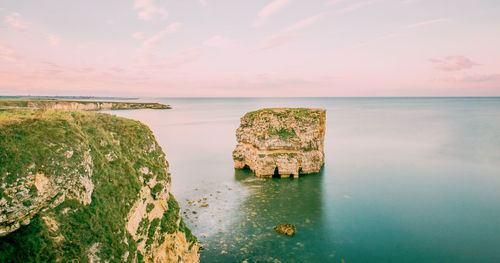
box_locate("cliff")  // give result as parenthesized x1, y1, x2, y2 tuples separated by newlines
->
(0, 110, 198, 262)
(0, 99, 170, 110)
(232, 108, 326, 178)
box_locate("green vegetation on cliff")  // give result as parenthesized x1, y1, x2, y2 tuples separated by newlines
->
(0, 99, 170, 110)
(0, 109, 195, 262)
(244, 108, 320, 120)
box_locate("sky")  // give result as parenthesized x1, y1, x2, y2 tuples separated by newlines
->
(0, 0, 499, 97)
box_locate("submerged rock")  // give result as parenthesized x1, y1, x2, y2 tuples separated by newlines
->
(274, 223, 296, 236)
(232, 108, 326, 178)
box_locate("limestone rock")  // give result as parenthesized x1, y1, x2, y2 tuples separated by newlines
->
(233, 108, 326, 178)
(0, 110, 198, 262)
(274, 223, 296, 236)
(0, 99, 171, 110)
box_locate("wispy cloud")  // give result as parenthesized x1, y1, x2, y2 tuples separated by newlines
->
(5, 12, 29, 30)
(254, 34, 296, 51)
(199, 0, 207, 6)
(351, 33, 400, 48)
(161, 47, 204, 68)
(339, 0, 382, 13)
(47, 34, 61, 46)
(326, 0, 348, 6)
(202, 36, 237, 48)
(430, 56, 478, 71)
(285, 13, 324, 32)
(134, 0, 168, 20)
(401, 0, 420, 4)
(407, 18, 448, 28)
(252, 0, 291, 28)
(457, 73, 500, 82)
(0, 44, 22, 61)
(132, 32, 145, 40)
(136, 22, 183, 59)
(436, 72, 500, 84)
(254, 13, 324, 51)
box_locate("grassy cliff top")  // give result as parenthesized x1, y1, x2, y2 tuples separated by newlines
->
(0, 109, 194, 262)
(243, 108, 325, 120)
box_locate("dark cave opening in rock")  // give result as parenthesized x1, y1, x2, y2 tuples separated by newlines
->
(272, 167, 280, 178)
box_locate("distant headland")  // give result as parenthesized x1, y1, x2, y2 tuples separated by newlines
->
(0, 98, 171, 111)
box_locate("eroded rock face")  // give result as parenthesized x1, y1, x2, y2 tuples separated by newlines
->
(0, 99, 171, 110)
(233, 108, 326, 178)
(26, 100, 171, 110)
(0, 110, 198, 262)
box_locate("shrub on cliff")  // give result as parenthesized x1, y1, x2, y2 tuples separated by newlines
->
(0, 110, 197, 262)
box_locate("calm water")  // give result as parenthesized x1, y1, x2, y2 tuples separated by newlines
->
(105, 98, 500, 263)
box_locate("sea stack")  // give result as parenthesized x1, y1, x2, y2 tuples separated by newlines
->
(232, 108, 326, 178)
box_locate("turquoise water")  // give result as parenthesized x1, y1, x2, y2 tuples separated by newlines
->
(106, 98, 500, 263)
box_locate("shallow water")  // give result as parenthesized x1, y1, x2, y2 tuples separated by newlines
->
(105, 98, 500, 263)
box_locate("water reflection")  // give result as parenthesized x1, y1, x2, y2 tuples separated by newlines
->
(105, 98, 500, 263)
(199, 168, 327, 262)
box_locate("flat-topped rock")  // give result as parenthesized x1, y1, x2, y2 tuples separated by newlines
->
(232, 108, 326, 178)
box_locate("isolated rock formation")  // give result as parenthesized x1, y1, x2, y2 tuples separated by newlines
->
(232, 108, 326, 178)
(0, 110, 198, 262)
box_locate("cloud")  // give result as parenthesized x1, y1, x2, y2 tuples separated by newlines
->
(134, 0, 168, 20)
(351, 33, 400, 48)
(140, 46, 204, 69)
(407, 18, 448, 28)
(457, 73, 500, 82)
(401, 0, 420, 4)
(199, 0, 207, 6)
(254, 13, 324, 51)
(0, 44, 22, 61)
(136, 22, 183, 60)
(338, 0, 382, 13)
(326, 0, 348, 5)
(47, 34, 61, 46)
(5, 12, 29, 30)
(202, 36, 237, 48)
(162, 47, 204, 68)
(254, 34, 296, 51)
(285, 13, 324, 32)
(132, 32, 145, 40)
(430, 56, 478, 71)
(436, 72, 500, 84)
(252, 0, 291, 28)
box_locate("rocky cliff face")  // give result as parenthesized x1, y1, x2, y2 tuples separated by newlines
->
(0, 110, 198, 262)
(232, 108, 326, 178)
(0, 99, 170, 110)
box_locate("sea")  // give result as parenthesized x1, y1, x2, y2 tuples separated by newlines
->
(104, 97, 500, 263)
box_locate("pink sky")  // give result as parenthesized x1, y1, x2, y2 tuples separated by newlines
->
(1, 0, 499, 97)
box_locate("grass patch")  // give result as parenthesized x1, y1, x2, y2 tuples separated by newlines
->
(146, 203, 155, 213)
(0, 109, 193, 261)
(160, 194, 180, 234)
(267, 127, 297, 140)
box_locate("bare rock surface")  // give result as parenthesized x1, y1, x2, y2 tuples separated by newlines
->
(0, 110, 198, 262)
(274, 223, 296, 236)
(233, 108, 326, 178)
(0, 99, 170, 110)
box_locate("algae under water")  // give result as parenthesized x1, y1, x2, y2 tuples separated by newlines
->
(106, 97, 500, 262)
